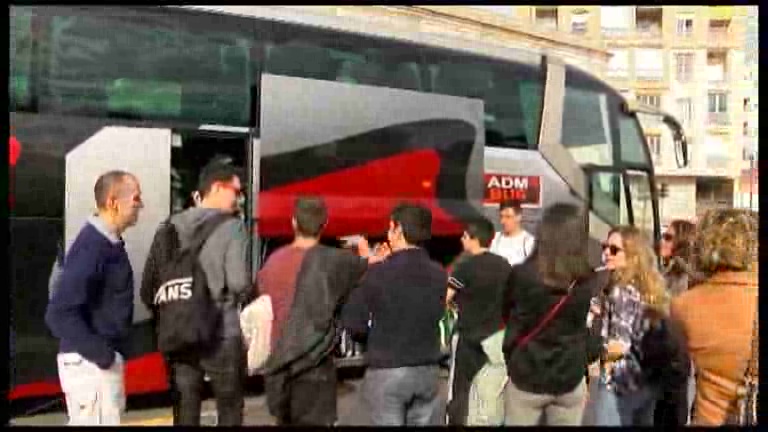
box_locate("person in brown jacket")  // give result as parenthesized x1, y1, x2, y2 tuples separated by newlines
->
(670, 208, 758, 426)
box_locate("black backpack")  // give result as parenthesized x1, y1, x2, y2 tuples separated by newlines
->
(152, 213, 233, 355)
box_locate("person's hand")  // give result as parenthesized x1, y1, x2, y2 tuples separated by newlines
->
(356, 236, 371, 257)
(366, 242, 391, 265)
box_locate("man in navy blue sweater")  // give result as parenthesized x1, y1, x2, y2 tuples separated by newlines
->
(45, 170, 143, 426)
(342, 203, 447, 426)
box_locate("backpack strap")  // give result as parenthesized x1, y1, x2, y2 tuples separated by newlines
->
(522, 233, 532, 257)
(515, 280, 576, 349)
(185, 213, 236, 256)
(490, 232, 501, 253)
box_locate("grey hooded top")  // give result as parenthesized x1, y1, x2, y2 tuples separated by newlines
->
(169, 207, 251, 339)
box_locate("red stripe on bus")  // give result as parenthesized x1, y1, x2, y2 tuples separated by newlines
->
(9, 353, 169, 400)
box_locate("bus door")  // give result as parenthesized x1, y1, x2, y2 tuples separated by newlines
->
(64, 127, 172, 329)
(257, 73, 487, 257)
(258, 73, 487, 362)
(169, 126, 259, 273)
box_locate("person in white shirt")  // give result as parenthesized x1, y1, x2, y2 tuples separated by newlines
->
(489, 200, 535, 267)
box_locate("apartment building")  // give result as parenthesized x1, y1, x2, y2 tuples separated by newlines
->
(514, 6, 752, 222)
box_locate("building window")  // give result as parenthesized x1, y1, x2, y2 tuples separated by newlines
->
(707, 51, 727, 82)
(535, 7, 558, 31)
(708, 92, 729, 126)
(676, 13, 694, 36)
(601, 6, 631, 34)
(607, 49, 629, 78)
(635, 49, 663, 80)
(676, 98, 694, 126)
(743, 121, 749, 137)
(635, 7, 662, 36)
(708, 92, 728, 113)
(744, 97, 751, 112)
(637, 94, 661, 108)
(709, 19, 731, 39)
(646, 135, 661, 157)
(571, 9, 589, 34)
(675, 53, 694, 83)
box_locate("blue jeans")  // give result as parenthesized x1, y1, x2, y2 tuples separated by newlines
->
(363, 366, 443, 426)
(583, 378, 658, 426)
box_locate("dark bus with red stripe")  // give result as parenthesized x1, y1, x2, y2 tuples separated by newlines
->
(9, 5, 688, 403)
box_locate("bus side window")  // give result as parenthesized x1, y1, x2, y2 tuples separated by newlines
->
(590, 171, 625, 227)
(625, 170, 655, 240)
(618, 115, 653, 166)
(263, 24, 425, 93)
(561, 84, 614, 166)
(10, 7, 33, 110)
(424, 51, 543, 150)
(39, 8, 256, 126)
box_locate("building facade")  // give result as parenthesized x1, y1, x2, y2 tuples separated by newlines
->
(736, 5, 758, 211)
(513, 6, 753, 222)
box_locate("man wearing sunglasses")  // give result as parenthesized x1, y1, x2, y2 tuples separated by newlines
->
(141, 162, 250, 426)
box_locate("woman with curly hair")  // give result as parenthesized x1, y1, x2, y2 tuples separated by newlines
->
(583, 225, 672, 426)
(670, 209, 758, 426)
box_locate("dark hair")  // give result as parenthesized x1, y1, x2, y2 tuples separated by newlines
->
(465, 218, 495, 248)
(197, 162, 242, 198)
(668, 219, 696, 275)
(390, 202, 432, 245)
(94, 170, 134, 210)
(532, 203, 592, 289)
(499, 199, 523, 215)
(293, 196, 328, 238)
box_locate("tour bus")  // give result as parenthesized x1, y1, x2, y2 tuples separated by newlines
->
(9, 5, 688, 404)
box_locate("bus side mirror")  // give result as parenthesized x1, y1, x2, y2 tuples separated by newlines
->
(622, 101, 689, 169)
(662, 115, 689, 169)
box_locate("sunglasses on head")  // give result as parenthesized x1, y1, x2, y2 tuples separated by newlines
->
(662, 233, 674, 242)
(601, 243, 623, 256)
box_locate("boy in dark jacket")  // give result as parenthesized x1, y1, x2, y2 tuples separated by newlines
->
(342, 203, 447, 426)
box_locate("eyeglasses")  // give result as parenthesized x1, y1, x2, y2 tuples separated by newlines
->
(661, 233, 674, 242)
(601, 243, 623, 256)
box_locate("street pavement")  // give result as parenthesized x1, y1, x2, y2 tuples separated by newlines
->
(11, 370, 450, 426)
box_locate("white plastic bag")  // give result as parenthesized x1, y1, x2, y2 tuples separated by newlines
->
(239, 295, 273, 376)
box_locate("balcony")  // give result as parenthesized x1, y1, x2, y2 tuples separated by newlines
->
(534, 7, 558, 32)
(635, 69, 664, 82)
(601, 27, 631, 37)
(705, 156, 733, 172)
(708, 76, 730, 90)
(606, 68, 629, 79)
(636, 26, 662, 38)
(636, 6, 662, 38)
(707, 112, 730, 126)
(708, 28, 735, 47)
(535, 20, 558, 32)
